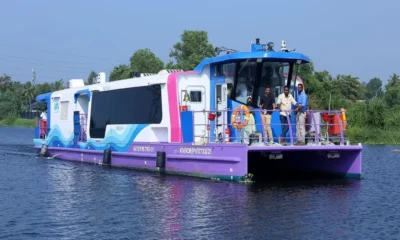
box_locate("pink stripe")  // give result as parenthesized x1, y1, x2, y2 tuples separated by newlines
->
(167, 71, 196, 142)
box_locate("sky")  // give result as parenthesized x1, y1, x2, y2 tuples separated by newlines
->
(0, 0, 398, 85)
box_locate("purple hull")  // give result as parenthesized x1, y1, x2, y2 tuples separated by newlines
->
(36, 142, 362, 182)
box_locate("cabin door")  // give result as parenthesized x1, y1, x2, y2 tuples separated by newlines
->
(186, 86, 207, 143)
(73, 111, 80, 144)
(215, 83, 228, 141)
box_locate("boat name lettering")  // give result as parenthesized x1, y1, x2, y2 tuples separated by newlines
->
(179, 147, 212, 155)
(133, 146, 154, 152)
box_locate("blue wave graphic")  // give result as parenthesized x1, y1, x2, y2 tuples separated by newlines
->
(34, 124, 148, 152)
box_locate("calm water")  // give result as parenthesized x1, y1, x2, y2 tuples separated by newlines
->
(0, 127, 399, 240)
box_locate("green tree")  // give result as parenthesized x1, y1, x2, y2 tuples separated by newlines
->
(87, 71, 97, 85)
(23, 82, 36, 112)
(384, 82, 400, 107)
(334, 75, 365, 101)
(365, 77, 383, 99)
(109, 64, 131, 81)
(168, 30, 216, 70)
(315, 70, 333, 82)
(35, 82, 53, 96)
(52, 79, 64, 91)
(0, 75, 11, 92)
(386, 73, 400, 89)
(130, 49, 164, 73)
(365, 98, 385, 128)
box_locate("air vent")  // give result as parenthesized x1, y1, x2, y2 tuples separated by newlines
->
(158, 69, 184, 75)
(141, 73, 157, 77)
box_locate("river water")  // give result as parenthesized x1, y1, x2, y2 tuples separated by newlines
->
(0, 127, 399, 239)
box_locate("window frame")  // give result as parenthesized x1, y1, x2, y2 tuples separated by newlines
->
(60, 101, 69, 121)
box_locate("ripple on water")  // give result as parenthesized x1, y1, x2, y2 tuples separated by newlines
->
(0, 127, 399, 239)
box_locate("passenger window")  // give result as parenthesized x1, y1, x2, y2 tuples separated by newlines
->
(235, 61, 256, 103)
(60, 101, 69, 120)
(190, 91, 202, 102)
(89, 85, 162, 138)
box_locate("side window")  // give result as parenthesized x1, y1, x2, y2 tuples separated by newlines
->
(60, 101, 69, 120)
(190, 91, 202, 102)
(235, 61, 257, 104)
(89, 85, 163, 138)
(215, 63, 236, 99)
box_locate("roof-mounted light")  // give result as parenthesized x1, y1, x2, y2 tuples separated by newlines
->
(281, 40, 287, 52)
(281, 40, 296, 52)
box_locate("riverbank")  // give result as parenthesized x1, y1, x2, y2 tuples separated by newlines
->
(0, 118, 397, 144)
(0, 118, 36, 128)
(346, 127, 400, 145)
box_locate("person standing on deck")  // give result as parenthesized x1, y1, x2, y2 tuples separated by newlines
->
(242, 104, 256, 145)
(259, 86, 275, 144)
(40, 110, 47, 139)
(295, 84, 308, 145)
(277, 86, 299, 145)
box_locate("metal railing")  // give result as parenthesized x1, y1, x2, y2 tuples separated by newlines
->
(35, 114, 88, 142)
(188, 108, 348, 146)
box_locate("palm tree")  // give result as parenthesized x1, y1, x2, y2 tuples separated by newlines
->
(387, 73, 400, 89)
(53, 79, 64, 91)
(23, 82, 36, 112)
(87, 71, 97, 85)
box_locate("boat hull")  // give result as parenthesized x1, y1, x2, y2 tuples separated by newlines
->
(34, 141, 362, 182)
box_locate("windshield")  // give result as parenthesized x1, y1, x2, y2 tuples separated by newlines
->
(215, 59, 296, 105)
(258, 61, 289, 105)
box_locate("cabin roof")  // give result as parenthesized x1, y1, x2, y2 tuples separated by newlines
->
(35, 74, 168, 103)
(36, 92, 52, 102)
(194, 51, 310, 72)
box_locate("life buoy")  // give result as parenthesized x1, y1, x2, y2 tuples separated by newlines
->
(231, 105, 250, 130)
(340, 108, 347, 130)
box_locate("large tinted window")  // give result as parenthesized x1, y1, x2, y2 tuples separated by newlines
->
(236, 61, 257, 103)
(89, 85, 162, 138)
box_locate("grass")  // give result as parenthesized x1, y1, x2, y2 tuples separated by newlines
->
(0, 117, 36, 128)
(346, 126, 400, 145)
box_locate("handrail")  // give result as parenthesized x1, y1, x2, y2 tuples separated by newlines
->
(187, 108, 348, 146)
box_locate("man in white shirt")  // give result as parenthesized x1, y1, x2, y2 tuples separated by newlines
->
(277, 86, 299, 145)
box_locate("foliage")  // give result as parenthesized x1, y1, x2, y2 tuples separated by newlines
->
(108, 30, 215, 81)
(167, 30, 216, 70)
(109, 64, 131, 81)
(109, 49, 164, 81)
(87, 71, 97, 85)
(296, 62, 400, 144)
(365, 77, 383, 99)
(0, 76, 66, 120)
(130, 49, 164, 73)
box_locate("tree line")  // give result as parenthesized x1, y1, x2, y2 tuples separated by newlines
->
(297, 63, 400, 144)
(1, 29, 399, 143)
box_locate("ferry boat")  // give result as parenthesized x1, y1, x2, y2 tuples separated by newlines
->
(33, 39, 362, 182)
